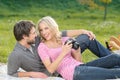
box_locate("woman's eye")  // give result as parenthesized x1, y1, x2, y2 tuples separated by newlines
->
(45, 27, 49, 30)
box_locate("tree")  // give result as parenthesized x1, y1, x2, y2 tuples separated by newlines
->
(78, 0, 112, 21)
(100, 0, 112, 20)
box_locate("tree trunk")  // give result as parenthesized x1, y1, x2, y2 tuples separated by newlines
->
(104, 3, 107, 21)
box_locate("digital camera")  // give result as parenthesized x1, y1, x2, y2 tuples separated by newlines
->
(64, 38, 79, 50)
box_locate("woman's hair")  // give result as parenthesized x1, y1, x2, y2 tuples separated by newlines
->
(37, 16, 61, 42)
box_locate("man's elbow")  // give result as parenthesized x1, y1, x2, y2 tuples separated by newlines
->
(7, 72, 18, 77)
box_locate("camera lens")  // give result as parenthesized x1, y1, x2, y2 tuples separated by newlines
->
(72, 41, 79, 50)
(65, 38, 79, 50)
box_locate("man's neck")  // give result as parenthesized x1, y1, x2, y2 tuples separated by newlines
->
(19, 40, 31, 48)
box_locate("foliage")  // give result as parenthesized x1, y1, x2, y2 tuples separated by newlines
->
(78, 0, 113, 20)
(100, 0, 112, 4)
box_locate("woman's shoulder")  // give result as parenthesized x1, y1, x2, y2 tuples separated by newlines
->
(62, 37, 70, 42)
(62, 37, 70, 40)
(38, 42, 47, 49)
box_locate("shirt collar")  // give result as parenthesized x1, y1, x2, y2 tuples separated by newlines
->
(16, 42, 28, 51)
(16, 42, 35, 50)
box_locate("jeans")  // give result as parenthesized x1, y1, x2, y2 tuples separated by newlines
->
(73, 54, 120, 80)
(75, 34, 111, 57)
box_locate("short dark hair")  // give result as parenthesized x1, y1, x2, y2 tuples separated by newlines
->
(13, 20, 35, 41)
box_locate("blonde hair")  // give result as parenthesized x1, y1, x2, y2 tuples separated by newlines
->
(37, 16, 61, 42)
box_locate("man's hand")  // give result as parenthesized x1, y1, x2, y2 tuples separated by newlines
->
(18, 72, 48, 78)
(82, 30, 96, 40)
(29, 72, 48, 78)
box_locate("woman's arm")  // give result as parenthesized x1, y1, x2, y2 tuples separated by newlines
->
(38, 42, 72, 74)
(41, 54, 65, 74)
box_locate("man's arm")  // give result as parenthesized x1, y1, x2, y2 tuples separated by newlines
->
(7, 52, 48, 78)
(62, 29, 96, 40)
(7, 52, 21, 77)
(18, 72, 48, 78)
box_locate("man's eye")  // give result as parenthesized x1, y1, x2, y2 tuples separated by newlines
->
(39, 29, 42, 32)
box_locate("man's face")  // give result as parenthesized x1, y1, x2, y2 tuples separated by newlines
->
(27, 27, 37, 44)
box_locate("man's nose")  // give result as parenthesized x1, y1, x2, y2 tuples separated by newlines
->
(35, 32, 37, 37)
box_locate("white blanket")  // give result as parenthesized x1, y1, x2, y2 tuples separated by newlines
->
(0, 65, 64, 80)
(113, 50, 120, 54)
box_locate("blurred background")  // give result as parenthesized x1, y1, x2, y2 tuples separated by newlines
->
(0, 0, 120, 63)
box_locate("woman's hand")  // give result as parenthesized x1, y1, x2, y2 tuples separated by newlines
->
(61, 41, 72, 56)
(72, 47, 82, 62)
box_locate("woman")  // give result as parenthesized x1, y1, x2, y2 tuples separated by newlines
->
(37, 16, 120, 80)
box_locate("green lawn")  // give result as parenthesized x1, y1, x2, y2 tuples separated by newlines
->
(0, 9, 120, 63)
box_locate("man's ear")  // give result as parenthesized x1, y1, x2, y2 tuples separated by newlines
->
(23, 34, 28, 40)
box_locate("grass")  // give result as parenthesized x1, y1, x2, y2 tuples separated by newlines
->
(0, 9, 120, 63)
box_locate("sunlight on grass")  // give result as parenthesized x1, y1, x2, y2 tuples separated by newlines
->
(0, 9, 120, 63)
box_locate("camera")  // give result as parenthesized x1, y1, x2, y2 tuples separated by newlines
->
(64, 38, 79, 50)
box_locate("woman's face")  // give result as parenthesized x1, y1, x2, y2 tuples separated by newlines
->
(38, 22, 54, 41)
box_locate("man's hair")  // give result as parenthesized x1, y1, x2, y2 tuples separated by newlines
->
(13, 20, 35, 41)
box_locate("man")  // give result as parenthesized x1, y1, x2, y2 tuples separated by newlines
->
(7, 20, 111, 78)
(7, 20, 48, 78)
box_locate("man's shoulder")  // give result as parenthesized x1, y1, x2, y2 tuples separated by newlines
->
(9, 49, 22, 58)
(9, 43, 25, 57)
